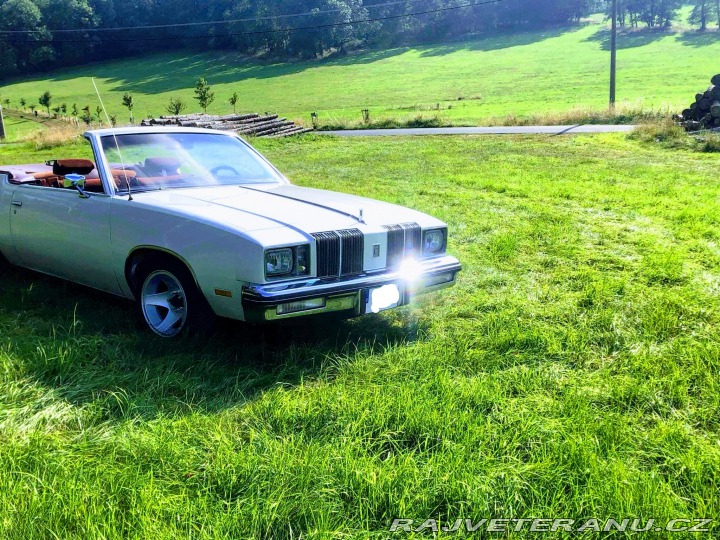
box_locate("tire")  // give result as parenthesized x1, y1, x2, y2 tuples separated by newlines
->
(135, 258, 216, 338)
(0, 250, 12, 275)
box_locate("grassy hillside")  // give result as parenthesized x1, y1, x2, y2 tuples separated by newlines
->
(0, 109, 68, 143)
(1, 132, 720, 537)
(1, 17, 719, 134)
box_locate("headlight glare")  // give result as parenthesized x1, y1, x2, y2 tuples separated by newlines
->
(423, 229, 446, 256)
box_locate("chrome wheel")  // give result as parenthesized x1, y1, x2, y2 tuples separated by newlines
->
(141, 270, 188, 337)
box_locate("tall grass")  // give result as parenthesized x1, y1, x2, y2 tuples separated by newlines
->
(318, 105, 673, 130)
(27, 123, 86, 150)
(630, 118, 720, 152)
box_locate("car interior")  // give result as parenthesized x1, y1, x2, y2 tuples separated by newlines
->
(8, 157, 189, 193)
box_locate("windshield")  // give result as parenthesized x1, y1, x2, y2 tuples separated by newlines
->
(100, 132, 283, 192)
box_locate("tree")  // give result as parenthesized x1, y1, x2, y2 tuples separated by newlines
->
(81, 105, 92, 125)
(38, 91, 51, 114)
(2, 98, 9, 107)
(193, 77, 215, 113)
(166, 97, 187, 115)
(29, 104, 36, 113)
(607, 0, 681, 28)
(20, 98, 26, 110)
(122, 92, 134, 124)
(71, 103, 78, 117)
(95, 105, 103, 120)
(0, 0, 49, 76)
(60, 103, 67, 115)
(690, 0, 719, 29)
(636, 0, 683, 27)
(110, 114, 117, 126)
(229, 91, 239, 114)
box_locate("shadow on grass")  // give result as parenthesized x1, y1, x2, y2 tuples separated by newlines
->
(677, 29, 720, 47)
(584, 27, 671, 50)
(33, 47, 408, 96)
(26, 24, 585, 96)
(417, 25, 571, 57)
(0, 263, 426, 421)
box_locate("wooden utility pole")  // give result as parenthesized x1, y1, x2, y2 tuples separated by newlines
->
(0, 104, 6, 140)
(610, 0, 617, 109)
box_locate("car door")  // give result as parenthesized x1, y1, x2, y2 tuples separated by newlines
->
(9, 185, 121, 295)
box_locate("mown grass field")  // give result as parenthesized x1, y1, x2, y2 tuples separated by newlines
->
(1, 132, 719, 538)
(1, 12, 720, 134)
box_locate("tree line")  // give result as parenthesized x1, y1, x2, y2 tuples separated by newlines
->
(611, 0, 720, 29)
(0, 0, 716, 80)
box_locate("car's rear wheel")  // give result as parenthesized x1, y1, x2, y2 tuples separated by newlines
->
(136, 258, 215, 338)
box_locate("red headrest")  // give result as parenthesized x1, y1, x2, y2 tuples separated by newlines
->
(144, 157, 181, 173)
(53, 159, 95, 176)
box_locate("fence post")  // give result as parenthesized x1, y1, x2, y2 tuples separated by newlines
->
(362, 109, 370, 124)
(311, 112, 318, 128)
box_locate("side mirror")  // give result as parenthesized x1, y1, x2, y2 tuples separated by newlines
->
(63, 173, 90, 198)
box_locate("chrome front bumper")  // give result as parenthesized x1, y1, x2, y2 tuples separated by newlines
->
(241, 255, 462, 322)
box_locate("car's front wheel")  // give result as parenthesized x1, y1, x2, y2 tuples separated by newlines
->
(136, 259, 215, 338)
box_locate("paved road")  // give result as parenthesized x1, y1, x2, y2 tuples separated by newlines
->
(320, 125, 636, 137)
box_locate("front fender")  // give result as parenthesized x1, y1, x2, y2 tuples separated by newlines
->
(111, 203, 264, 320)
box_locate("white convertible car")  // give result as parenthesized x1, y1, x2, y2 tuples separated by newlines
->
(0, 127, 461, 337)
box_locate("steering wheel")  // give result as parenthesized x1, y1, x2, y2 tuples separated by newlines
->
(210, 165, 240, 177)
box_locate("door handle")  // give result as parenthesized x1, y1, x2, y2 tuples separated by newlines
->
(11, 201, 22, 207)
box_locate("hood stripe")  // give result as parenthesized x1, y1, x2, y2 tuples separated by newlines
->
(238, 185, 366, 224)
(178, 191, 313, 237)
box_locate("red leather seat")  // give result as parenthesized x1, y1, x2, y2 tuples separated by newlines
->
(31, 171, 62, 187)
(26, 159, 140, 193)
(79, 170, 137, 192)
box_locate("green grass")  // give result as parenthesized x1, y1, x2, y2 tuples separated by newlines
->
(1, 132, 720, 538)
(0, 108, 75, 145)
(2, 18, 720, 132)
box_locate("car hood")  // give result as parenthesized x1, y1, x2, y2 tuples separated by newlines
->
(133, 183, 443, 234)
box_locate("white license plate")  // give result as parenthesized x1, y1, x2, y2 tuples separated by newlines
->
(366, 284, 401, 314)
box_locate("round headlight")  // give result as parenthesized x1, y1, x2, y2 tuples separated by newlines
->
(423, 229, 446, 255)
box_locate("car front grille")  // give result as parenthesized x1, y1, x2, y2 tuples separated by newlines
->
(312, 229, 364, 278)
(383, 222, 422, 268)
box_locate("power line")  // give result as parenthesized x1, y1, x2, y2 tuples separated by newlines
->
(1, 0, 445, 34)
(4, 0, 503, 44)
